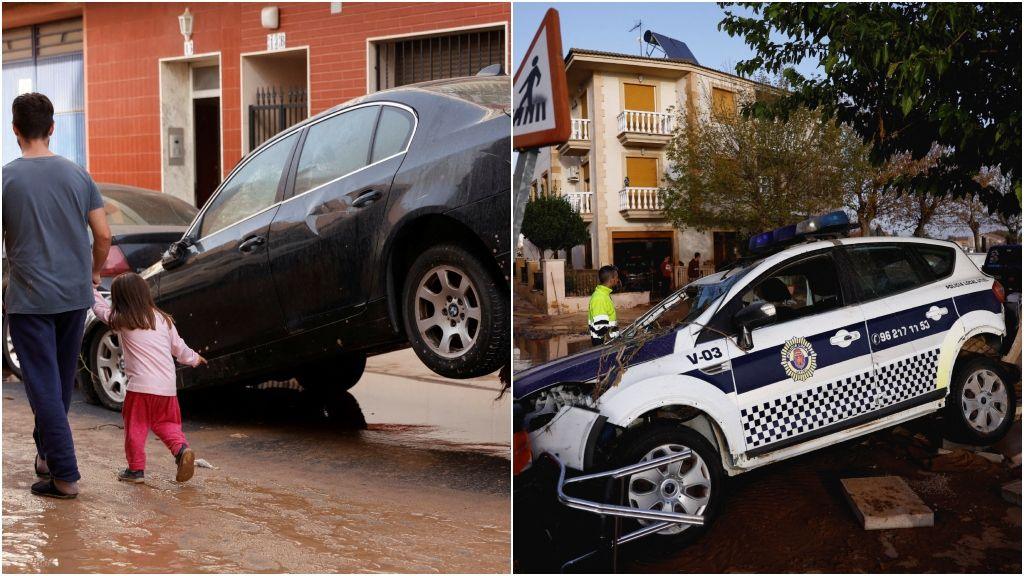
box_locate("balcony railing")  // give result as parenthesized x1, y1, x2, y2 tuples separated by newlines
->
(564, 191, 593, 215)
(617, 110, 673, 135)
(619, 187, 663, 211)
(570, 118, 591, 140)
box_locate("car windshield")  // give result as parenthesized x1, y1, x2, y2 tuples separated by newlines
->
(100, 187, 198, 226)
(622, 265, 753, 338)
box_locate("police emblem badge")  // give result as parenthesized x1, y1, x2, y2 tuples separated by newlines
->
(781, 336, 817, 381)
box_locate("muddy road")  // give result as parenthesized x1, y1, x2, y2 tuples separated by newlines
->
(515, 415, 1021, 573)
(3, 349, 510, 573)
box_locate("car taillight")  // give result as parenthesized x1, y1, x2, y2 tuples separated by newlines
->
(513, 429, 533, 475)
(100, 246, 131, 277)
(993, 280, 1006, 304)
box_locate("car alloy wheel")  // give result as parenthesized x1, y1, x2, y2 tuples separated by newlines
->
(960, 367, 1009, 434)
(413, 265, 482, 359)
(4, 320, 20, 375)
(626, 443, 712, 536)
(95, 330, 128, 404)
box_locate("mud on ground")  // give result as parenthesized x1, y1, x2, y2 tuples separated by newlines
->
(515, 416, 1022, 573)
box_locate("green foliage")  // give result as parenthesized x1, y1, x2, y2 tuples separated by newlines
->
(661, 88, 848, 237)
(521, 195, 589, 259)
(719, 2, 1021, 216)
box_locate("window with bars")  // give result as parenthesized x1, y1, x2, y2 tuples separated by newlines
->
(373, 27, 505, 91)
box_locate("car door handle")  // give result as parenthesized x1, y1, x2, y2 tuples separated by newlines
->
(238, 235, 266, 253)
(352, 189, 382, 208)
(829, 329, 861, 348)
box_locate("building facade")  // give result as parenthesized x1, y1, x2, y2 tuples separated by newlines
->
(524, 48, 762, 291)
(2, 2, 509, 207)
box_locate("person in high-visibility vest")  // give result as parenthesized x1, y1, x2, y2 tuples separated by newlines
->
(589, 265, 620, 346)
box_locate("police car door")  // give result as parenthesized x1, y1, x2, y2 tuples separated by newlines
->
(717, 248, 873, 456)
(842, 243, 954, 413)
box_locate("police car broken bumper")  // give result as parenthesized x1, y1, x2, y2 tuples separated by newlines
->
(540, 449, 704, 540)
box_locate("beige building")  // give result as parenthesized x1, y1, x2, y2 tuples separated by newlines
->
(525, 48, 766, 290)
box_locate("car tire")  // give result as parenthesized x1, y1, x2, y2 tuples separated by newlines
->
(610, 422, 725, 552)
(2, 315, 23, 380)
(296, 352, 367, 394)
(80, 327, 127, 411)
(402, 243, 507, 379)
(943, 356, 1017, 445)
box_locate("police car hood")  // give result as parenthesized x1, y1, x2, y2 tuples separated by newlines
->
(513, 329, 679, 400)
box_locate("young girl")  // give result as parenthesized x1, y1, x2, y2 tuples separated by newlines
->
(91, 272, 206, 483)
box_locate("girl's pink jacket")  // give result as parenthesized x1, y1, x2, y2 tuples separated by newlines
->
(91, 288, 202, 396)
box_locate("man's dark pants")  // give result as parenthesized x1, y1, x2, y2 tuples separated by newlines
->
(8, 309, 87, 482)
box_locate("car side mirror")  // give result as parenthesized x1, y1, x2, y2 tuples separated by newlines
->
(733, 302, 777, 351)
(161, 237, 193, 270)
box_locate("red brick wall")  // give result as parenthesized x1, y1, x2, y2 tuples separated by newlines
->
(4, 2, 509, 191)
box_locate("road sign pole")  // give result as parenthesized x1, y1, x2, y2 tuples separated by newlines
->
(512, 148, 539, 242)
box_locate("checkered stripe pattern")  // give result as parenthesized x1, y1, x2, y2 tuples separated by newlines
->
(740, 349, 940, 449)
(873, 348, 939, 407)
(740, 369, 874, 448)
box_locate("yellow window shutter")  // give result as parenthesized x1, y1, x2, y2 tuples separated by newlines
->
(623, 83, 656, 111)
(626, 157, 659, 188)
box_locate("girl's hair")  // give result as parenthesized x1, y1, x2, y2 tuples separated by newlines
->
(107, 272, 173, 331)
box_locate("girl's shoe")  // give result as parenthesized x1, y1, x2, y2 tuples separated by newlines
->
(118, 469, 145, 483)
(175, 446, 195, 482)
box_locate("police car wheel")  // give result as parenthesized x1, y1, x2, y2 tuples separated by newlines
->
(944, 357, 1016, 445)
(611, 423, 724, 550)
(402, 244, 507, 379)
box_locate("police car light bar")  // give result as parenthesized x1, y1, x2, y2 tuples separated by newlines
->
(748, 211, 853, 253)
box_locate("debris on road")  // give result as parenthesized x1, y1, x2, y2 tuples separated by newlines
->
(930, 448, 1003, 474)
(195, 458, 217, 470)
(229, 433, 248, 439)
(841, 476, 934, 530)
(1002, 480, 1022, 506)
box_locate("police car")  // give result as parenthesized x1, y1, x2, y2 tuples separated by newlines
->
(514, 211, 1017, 551)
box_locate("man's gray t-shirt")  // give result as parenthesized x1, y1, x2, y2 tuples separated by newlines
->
(3, 155, 103, 314)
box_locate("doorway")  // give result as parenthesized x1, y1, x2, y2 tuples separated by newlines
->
(713, 231, 739, 270)
(159, 53, 222, 206)
(612, 231, 673, 297)
(193, 97, 220, 208)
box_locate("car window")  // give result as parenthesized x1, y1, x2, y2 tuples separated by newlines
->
(294, 106, 379, 196)
(739, 253, 843, 323)
(846, 244, 925, 299)
(915, 244, 956, 279)
(371, 106, 414, 163)
(101, 188, 198, 226)
(200, 132, 297, 238)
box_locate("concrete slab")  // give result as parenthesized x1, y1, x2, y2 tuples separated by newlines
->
(1002, 480, 1022, 506)
(992, 419, 1021, 467)
(841, 476, 935, 530)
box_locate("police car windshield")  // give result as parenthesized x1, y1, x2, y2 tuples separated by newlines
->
(624, 265, 752, 337)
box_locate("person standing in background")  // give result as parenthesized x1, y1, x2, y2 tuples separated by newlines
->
(687, 252, 702, 283)
(2, 92, 112, 499)
(588, 265, 620, 346)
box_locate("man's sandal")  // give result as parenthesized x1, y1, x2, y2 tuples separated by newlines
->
(30, 479, 77, 499)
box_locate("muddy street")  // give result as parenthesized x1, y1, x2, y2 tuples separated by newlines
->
(3, 349, 510, 573)
(515, 414, 1022, 573)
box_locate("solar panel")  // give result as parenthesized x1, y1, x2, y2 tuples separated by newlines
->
(643, 30, 699, 65)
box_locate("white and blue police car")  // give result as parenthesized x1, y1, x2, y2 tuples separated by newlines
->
(514, 211, 1017, 550)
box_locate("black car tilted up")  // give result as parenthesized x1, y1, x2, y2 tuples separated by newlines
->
(79, 75, 511, 409)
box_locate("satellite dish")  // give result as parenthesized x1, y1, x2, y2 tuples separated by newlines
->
(643, 30, 699, 65)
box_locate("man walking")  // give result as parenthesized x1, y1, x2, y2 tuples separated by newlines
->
(3, 93, 111, 498)
(588, 265, 620, 346)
